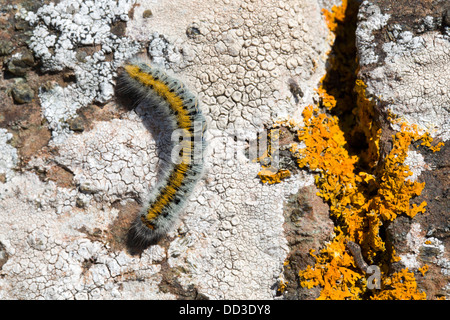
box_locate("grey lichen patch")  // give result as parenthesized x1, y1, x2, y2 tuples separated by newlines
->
(0, 172, 173, 299)
(403, 150, 428, 182)
(357, 2, 450, 141)
(147, 32, 184, 68)
(374, 30, 449, 140)
(380, 31, 449, 140)
(20, 0, 141, 144)
(186, 2, 329, 131)
(398, 223, 450, 283)
(54, 111, 160, 204)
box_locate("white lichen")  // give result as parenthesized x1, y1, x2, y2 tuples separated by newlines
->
(24, 0, 141, 144)
(400, 223, 450, 280)
(123, 0, 328, 299)
(360, 8, 450, 141)
(404, 150, 427, 182)
(0, 129, 18, 184)
(356, 2, 390, 65)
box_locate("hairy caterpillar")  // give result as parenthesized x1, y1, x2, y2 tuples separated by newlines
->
(117, 58, 207, 248)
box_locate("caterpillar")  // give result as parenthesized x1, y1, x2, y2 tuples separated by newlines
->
(117, 58, 207, 249)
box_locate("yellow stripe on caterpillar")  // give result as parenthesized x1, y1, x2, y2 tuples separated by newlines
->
(144, 163, 190, 224)
(124, 65, 192, 129)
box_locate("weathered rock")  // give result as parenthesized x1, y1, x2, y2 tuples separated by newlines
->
(0, 241, 9, 270)
(0, 40, 14, 56)
(0, 0, 331, 300)
(281, 185, 334, 300)
(11, 81, 34, 104)
(67, 117, 85, 132)
(356, 0, 450, 299)
(3, 0, 446, 301)
(6, 50, 35, 76)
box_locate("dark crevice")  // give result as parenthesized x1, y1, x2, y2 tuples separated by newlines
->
(320, 0, 379, 172)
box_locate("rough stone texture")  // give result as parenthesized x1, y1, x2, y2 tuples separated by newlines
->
(357, 0, 450, 141)
(124, 0, 333, 299)
(3, 0, 446, 301)
(0, 172, 172, 299)
(281, 185, 334, 300)
(357, 0, 450, 299)
(0, 0, 332, 299)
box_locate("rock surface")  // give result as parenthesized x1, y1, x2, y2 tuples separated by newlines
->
(356, 0, 449, 299)
(0, 0, 330, 299)
(0, 0, 448, 300)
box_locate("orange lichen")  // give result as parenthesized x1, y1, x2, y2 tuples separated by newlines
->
(270, 0, 444, 299)
(352, 79, 381, 169)
(299, 232, 364, 300)
(371, 269, 427, 300)
(322, 0, 348, 34)
(292, 98, 444, 299)
(367, 123, 429, 222)
(294, 105, 368, 299)
(258, 167, 291, 184)
(388, 114, 445, 153)
(287, 0, 444, 300)
(293, 100, 434, 299)
(277, 280, 289, 294)
(420, 132, 444, 152)
(290, 86, 439, 299)
(418, 265, 429, 276)
(316, 86, 337, 110)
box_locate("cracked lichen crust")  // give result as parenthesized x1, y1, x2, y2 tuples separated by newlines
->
(55, 113, 159, 205)
(1, 0, 331, 299)
(0, 173, 172, 299)
(356, 2, 390, 65)
(400, 223, 450, 278)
